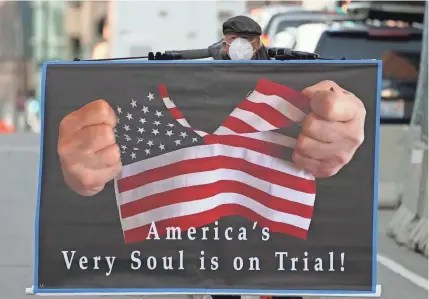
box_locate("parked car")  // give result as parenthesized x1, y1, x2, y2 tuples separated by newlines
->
(293, 21, 423, 124)
(260, 10, 364, 48)
(248, 4, 308, 33)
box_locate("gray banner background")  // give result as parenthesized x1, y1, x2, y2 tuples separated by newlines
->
(37, 62, 379, 292)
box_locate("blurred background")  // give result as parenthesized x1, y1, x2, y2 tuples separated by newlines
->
(0, 1, 427, 299)
(0, 0, 426, 132)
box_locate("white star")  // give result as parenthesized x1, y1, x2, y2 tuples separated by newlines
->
(153, 120, 161, 126)
(145, 149, 151, 155)
(166, 130, 174, 137)
(147, 140, 154, 147)
(126, 113, 133, 120)
(180, 132, 188, 138)
(174, 140, 181, 146)
(117, 117, 120, 124)
(151, 129, 159, 135)
(142, 106, 149, 114)
(113, 128, 117, 133)
(123, 124, 130, 131)
(117, 106, 122, 114)
(167, 123, 175, 128)
(139, 118, 146, 124)
(137, 127, 145, 134)
(159, 143, 165, 151)
(147, 93, 155, 101)
(131, 152, 136, 159)
(137, 137, 143, 144)
(121, 145, 128, 150)
(121, 151, 126, 154)
(131, 99, 137, 108)
(155, 111, 163, 117)
(133, 147, 139, 151)
(192, 138, 198, 143)
(125, 135, 132, 142)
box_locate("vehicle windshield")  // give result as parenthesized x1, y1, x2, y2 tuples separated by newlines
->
(314, 32, 422, 80)
(274, 19, 322, 35)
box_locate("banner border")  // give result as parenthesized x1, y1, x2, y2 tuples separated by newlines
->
(33, 59, 382, 295)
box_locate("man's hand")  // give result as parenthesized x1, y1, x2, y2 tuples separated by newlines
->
(293, 80, 366, 178)
(57, 100, 121, 196)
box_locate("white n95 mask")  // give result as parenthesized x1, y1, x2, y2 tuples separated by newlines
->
(228, 37, 255, 60)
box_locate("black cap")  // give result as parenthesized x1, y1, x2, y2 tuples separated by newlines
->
(222, 15, 262, 36)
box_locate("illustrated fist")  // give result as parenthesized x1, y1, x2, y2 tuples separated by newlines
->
(58, 100, 121, 196)
(293, 80, 366, 178)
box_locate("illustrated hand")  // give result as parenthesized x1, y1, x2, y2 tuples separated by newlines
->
(293, 80, 366, 178)
(58, 100, 122, 196)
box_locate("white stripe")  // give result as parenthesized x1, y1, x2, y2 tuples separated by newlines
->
(229, 108, 278, 132)
(248, 90, 307, 123)
(118, 168, 315, 206)
(377, 254, 428, 290)
(213, 129, 296, 148)
(194, 130, 208, 136)
(119, 144, 314, 180)
(121, 192, 312, 231)
(214, 126, 236, 134)
(177, 118, 191, 127)
(162, 97, 176, 109)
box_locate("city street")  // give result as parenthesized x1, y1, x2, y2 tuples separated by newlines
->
(0, 133, 427, 299)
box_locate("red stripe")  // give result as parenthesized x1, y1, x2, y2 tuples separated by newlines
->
(221, 116, 257, 133)
(120, 180, 314, 219)
(123, 204, 309, 244)
(168, 107, 184, 120)
(255, 79, 311, 113)
(204, 135, 288, 159)
(117, 155, 315, 194)
(237, 100, 295, 128)
(158, 84, 169, 98)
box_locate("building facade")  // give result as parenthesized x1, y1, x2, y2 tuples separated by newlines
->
(31, 0, 107, 98)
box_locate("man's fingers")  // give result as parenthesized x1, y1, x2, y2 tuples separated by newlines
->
(93, 143, 122, 170)
(301, 113, 365, 145)
(58, 124, 117, 167)
(59, 99, 117, 136)
(295, 133, 354, 166)
(96, 162, 122, 184)
(301, 80, 363, 122)
(66, 163, 122, 196)
(77, 124, 117, 154)
(78, 99, 117, 129)
(292, 151, 340, 178)
(309, 90, 361, 122)
(302, 80, 343, 95)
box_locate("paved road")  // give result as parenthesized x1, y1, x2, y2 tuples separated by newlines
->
(0, 133, 427, 299)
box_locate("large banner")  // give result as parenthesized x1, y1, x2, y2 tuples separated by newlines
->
(34, 60, 381, 296)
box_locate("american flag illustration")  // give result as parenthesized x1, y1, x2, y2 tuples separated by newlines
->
(114, 78, 316, 244)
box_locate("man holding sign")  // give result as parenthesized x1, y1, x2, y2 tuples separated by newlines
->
(56, 15, 366, 299)
(58, 15, 365, 198)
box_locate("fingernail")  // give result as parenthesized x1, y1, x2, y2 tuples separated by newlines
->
(343, 90, 351, 95)
(330, 87, 335, 92)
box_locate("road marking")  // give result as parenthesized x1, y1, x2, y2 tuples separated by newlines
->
(377, 254, 428, 290)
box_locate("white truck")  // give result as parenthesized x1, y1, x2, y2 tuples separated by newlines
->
(108, 1, 247, 58)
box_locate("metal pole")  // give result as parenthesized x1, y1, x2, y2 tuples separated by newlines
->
(410, 1, 428, 139)
(413, 2, 428, 219)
